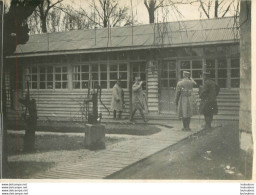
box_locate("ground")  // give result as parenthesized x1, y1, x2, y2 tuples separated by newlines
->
(108, 123, 245, 180)
(3, 120, 250, 180)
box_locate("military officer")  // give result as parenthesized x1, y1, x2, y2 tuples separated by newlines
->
(175, 71, 197, 131)
(199, 72, 220, 130)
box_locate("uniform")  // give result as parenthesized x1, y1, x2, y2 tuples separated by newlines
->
(199, 76, 220, 129)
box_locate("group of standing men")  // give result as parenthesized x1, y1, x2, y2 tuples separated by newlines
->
(111, 71, 220, 130)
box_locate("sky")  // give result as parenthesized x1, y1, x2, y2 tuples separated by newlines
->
(70, 0, 239, 24)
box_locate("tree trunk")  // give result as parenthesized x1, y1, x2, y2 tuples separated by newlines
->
(148, 8, 155, 23)
(214, 0, 219, 18)
(239, 0, 252, 178)
(41, 15, 47, 33)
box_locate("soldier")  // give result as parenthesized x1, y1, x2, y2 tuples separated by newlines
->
(19, 96, 38, 152)
(111, 79, 124, 120)
(199, 72, 220, 130)
(175, 71, 197, 131)
(130, 75, 147, 123)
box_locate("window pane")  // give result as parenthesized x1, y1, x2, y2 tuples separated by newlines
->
(169, 71, 176, 78)
(119, 64, 127, 71)
(101, 73, 107, 80)
(218, 70, 227, 78)
(231, 79, 240, 88)
(180, 61, 190, 69)
(40, 82, 46, 89)
(73, 82, 80, 89)
(32, 67, 37, 73)
(192, 70, 202, 78)
(161, 62, 168, 71)
(231, 59, 240, 68)
(40, 74, 45, 81)
(55, 67, 61, 73)
(62, 82, 68, 89)
(47, 67, 53, 73)
(100, 64, 107, 71)
(73, 73, 80, 80)
(47, 82, 53, 89)
(110, 64, 118, 71)
(81, 65, 89, 72)
(40, 67, 46, 73)
(100, 81, 107, 89)
(218, 59, 227, 68)
(92, 73, 98, 80)
(141, 73, 146, 81)
(32, 75, 37, 81)
(192, 61, 202, 69)
(55, 74, 61, 81)
(206, 69, 215, 78)
(47, 74, 53, 81)
(55, 82, 61, 89)
(218, 79, 227, 88)
(231, 69, 240, 77)
(169, 80, 176, 87)
(110, 72, 117, 80)
(32, 82, 37, 89)
(121, 81, 127, 88)
(168, 61, 176, 69)
(82, 81, 88, 89)
(206, 59, 215, 68)
(82, 73, 89, 80)
(119, 72, 127, 80)
(91, 64, 98, 72)
(110, 81, 116, 88)
(133, 65, 139, 72)
(62, 74, 67, 80)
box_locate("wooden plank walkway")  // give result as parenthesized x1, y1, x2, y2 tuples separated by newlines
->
(32, 121, 204, 179)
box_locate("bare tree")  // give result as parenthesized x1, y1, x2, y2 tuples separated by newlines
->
(197, 0, 239, 18)
(144, 0, 165, 23)
(35, 0, 64, 33)
(79, 0, 135, 28)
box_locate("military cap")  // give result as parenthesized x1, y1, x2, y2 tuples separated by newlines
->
(183, 71, 191, 77)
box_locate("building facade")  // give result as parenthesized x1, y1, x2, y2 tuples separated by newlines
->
(6, 17, 240, 122)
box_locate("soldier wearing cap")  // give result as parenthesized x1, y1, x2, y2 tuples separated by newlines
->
(199, 71, 220, 129)
(175, 71, 197, 131)
(130, 74, 147, 123)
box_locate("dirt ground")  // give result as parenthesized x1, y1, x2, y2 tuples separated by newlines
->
(108, 122, 249, 180)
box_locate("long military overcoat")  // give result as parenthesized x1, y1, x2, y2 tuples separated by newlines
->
(175, 78, 196, 118)
(110, 83, 124, 111)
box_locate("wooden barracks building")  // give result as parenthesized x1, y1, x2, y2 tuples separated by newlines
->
(5, 17, 240, 122)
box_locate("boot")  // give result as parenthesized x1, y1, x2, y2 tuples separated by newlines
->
(182, 118, 186, 131)
(187, 117, 191, 131)
(130, 109, 137, 121)
(113, 110, 116, 120)
(118, 111, 122, 120)
(139, 109, 147, 122)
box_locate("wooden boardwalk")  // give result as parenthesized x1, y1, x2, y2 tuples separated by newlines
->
(32, 121, 204, 179)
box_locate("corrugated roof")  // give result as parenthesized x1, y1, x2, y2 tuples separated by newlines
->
(14, 17, 239, 57)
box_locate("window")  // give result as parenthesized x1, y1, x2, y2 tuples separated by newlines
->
(39, 66, 53, 89)
(26, 66, 38, 89)
(110, 63, 128, 88)
(205, 59, 216, 81)
(73, 65, 89, 89)
(131, 62, 146, 89)
(55, 66, 68, 89)
(72, 63, 128, 89)
(160, 60, 176, 88)
(180, 60, 203, 86)
(231, 59, 240, 88)
(217, 58, 227, 88)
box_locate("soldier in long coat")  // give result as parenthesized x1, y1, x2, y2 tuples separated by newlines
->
(199, 72, 220, 129)
(130, 75, 147, 122)
(175, 71, 197, 131)
(111, 79, 124, 119)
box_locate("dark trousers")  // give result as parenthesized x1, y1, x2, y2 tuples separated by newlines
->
(113, 110, 122, 119)
(204, 113, 213, 129)
(182, 117, 191, 130)
(130, 108, 145, 121)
